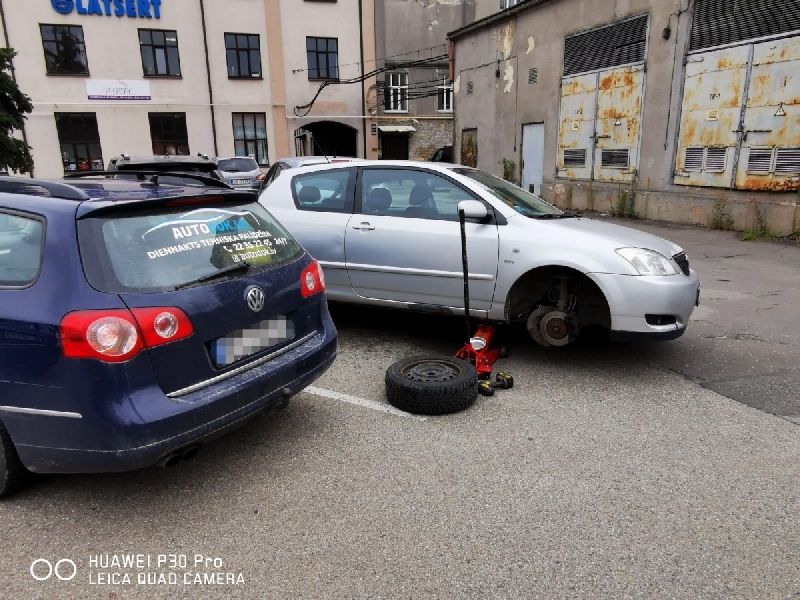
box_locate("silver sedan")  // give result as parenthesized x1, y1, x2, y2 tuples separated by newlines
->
(260, 161, 701, 347)
(215, 157, 265, 190)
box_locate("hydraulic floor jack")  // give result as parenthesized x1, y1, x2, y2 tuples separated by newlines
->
(453, 202, 514, 397)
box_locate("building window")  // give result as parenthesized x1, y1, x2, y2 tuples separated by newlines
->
(149, 113, 189, 156)
(306, 37, 339, 80)
(232, 113, 269, 165)
(385, 73, 408, 112)
(40, 25, 88, 75)
(55, 113, 103, 173)
(225, 34, 262, 79)
(437, 78, 453, 112)
(139, 29, 181, 77)
(500, 0, 520, 9)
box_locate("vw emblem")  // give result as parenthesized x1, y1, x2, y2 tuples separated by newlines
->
(51, 0, 74, 14)
(246, 287, 265, 313)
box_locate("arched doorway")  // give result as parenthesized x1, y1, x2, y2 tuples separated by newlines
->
(294, 121, 358, 158)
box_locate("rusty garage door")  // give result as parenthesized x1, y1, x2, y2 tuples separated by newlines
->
(674, 0, 800, 191)
(557, 14, 649, 183)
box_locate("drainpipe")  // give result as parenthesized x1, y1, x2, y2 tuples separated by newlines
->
(0, 0, 33, 176)
(358, 0, 367, 159)
(199, 0, 219, 157)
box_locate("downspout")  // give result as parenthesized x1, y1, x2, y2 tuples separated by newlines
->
(0, 0, 33, 176)
(358, 0, 367, 159)
(199, 0, 219, 157)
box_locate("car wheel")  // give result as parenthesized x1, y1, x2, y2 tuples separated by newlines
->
(385, 356, 478, 415)
(0, 421, 29, 499)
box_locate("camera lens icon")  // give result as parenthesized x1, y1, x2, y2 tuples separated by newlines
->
(30, 558, 77, 581)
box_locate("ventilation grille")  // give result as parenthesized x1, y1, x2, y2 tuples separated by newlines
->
(684, 147, 704, 171)
(775, 148, 800, 174)
(528, 68, 538, 84)
(601, 148, 630, 169)
(690, 0, 800, 53)
(747, 148, 773, 174)
(563, 14, 649, 77)
(466, 81, 474, 95)
(705, 147, 727, 172)
(563, 148, 587, 167)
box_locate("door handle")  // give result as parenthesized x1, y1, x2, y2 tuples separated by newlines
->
(352, 222, 375, 231)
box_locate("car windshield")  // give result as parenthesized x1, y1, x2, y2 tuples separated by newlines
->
(78, 200, 303, 293)
(452, 168, 562, 217)
(218, 158, 259, 172)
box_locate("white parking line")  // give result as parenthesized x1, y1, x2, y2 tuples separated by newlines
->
(304, 386, 427, 421)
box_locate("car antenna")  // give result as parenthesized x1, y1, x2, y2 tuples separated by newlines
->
(312, 137, 331, 163)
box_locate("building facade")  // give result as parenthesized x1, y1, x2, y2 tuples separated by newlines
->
(450, 0, 800, 235)
(373, 0, 473, 160)
(0, 0, 378, 179)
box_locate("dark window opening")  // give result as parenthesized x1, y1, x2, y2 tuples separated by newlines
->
(225, 33, 262, 79)
(139, 29, 181, 77)
(232, 113, 269, 165)
(55, 113, 103, 173)
(40, 24, 88, 75)
(149, 113, 189, 156)
(306, 37, 338, 80)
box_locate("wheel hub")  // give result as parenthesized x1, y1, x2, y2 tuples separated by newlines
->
(402, 360, 462, 383)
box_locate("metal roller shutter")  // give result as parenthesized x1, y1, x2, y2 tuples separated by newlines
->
(690, 0, 800, 53)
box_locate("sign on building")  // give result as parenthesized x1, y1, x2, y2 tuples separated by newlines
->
(86, 80, 151, 100)
(51, 0, 162, 18)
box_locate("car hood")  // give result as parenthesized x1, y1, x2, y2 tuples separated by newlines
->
(545, 217, 683, 257)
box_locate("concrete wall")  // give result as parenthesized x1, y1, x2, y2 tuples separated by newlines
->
(452, 0, 800, 235)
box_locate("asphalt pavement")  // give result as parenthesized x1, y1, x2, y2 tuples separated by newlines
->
(1, 217, 798, 599)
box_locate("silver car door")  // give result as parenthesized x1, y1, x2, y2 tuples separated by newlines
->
(345, 167, 499, 313)
(264, 167, 355, 298)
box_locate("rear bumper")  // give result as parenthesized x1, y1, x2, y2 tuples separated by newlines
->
(13, 320, 336, 474)
(590, 270, 700, 339)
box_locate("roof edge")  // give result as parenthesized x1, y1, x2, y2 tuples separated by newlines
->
(447, 0, 559, 41)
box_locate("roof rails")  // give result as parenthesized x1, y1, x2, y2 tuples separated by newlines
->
(64, 170, 234, 189)
(0, 177, 90, 200)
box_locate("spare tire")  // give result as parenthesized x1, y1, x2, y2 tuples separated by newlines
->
(385, 356, 478, 415)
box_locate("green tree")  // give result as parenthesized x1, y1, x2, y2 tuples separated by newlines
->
(0, 48, 33, 174)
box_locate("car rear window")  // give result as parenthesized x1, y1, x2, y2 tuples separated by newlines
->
(218, 158, 259, 172)
(0, 211, 44, 288)
(78, 201, 303, 293)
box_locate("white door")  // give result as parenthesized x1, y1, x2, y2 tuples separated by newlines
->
(521, 123, 544, 194)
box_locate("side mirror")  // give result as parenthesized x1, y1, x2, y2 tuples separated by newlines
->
(458, 200, 489, 222)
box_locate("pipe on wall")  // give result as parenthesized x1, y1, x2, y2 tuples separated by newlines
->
(199, 0, 219, 157)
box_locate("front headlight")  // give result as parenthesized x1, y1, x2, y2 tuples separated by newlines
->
(615, 248, 678, 276)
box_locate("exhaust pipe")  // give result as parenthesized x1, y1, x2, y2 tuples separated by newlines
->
(182, 446, 200, 461)
(158, 452, 183, 469)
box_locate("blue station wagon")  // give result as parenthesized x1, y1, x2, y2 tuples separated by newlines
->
(0, 176, 337, 497)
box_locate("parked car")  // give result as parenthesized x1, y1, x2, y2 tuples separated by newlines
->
(215, 156, 266, 191)
(107, 154, 226, 186)
(263, 156, 363, 189)
(429, 146, 453, 162)
(260, 161, 701, 347)
(0, 175, 337, 497)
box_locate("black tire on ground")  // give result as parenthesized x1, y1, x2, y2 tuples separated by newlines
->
(385, 356, 479, 415)
(499, 346, 509, 359)
(0, 421, 28, 499)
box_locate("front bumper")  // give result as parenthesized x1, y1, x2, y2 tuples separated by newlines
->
(590, 269, 701, 340)
(13, 318, 337, 474)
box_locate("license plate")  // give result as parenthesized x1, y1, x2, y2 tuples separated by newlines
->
(232, 179, 250, 186)
(211, 317, 295, 367)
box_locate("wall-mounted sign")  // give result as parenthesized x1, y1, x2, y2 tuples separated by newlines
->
(86, 79, 151, 100)
(51, 0, 162, 19)
(371, 124, 377, 136)
(705, 109, 719, 122)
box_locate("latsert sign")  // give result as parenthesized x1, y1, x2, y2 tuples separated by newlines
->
(86, 79, 151, 100)
(51, 0, 162, 18)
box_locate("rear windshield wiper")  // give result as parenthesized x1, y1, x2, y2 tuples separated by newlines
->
(175, 261, 251, 290)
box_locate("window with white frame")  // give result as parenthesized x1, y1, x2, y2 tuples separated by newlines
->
(437, 78, 453, 112)
(385, 73, 408, 112)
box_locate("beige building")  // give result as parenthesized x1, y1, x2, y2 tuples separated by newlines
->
(0, 0, 377, 179)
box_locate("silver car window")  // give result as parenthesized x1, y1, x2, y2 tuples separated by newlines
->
(452, 168, 562, 217)
(291, 169, 355, 213)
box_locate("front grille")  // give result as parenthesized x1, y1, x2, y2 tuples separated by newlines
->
(673, 252, 690, 276)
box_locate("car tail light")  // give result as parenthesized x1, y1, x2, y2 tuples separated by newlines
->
(61, 310, 143, 363)
(301, 260, 325, 298)
(131, 307, 194, 348)
(60, 308, 194, 363)
(256, 172, 266, 181)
